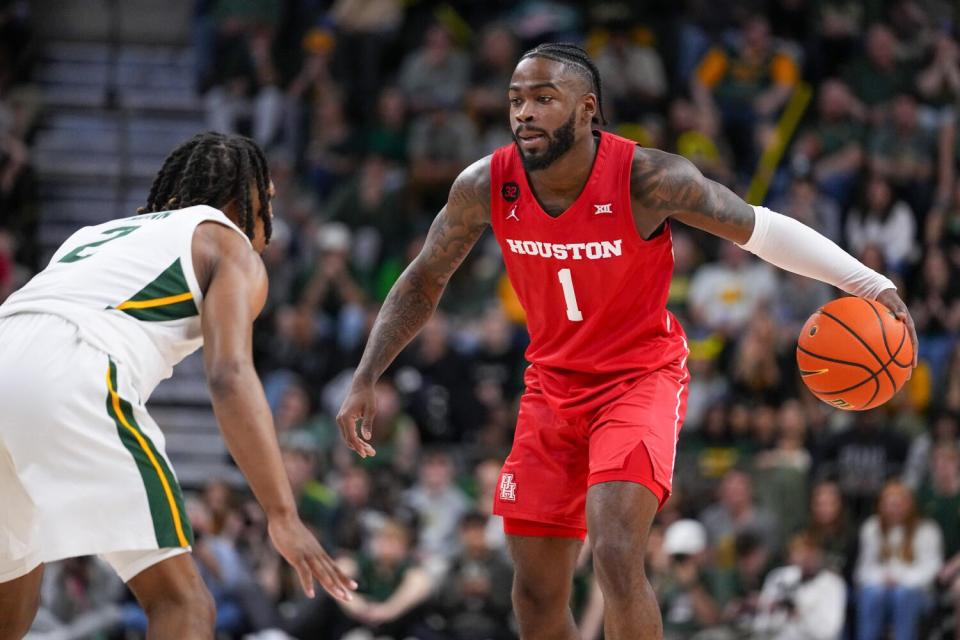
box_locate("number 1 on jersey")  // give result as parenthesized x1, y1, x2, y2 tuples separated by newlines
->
(557, 268, 583, 322)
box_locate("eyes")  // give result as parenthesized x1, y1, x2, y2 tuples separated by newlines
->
(509, 96, 554, 107)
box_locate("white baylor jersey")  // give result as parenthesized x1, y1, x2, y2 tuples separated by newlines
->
(0, 205, 251, 397)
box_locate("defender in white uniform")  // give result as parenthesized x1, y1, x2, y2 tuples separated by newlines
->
(0, 133, 355, 640)
(0, 205, 242, 579)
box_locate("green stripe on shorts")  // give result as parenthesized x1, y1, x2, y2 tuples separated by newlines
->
(105, 360, 192, 548)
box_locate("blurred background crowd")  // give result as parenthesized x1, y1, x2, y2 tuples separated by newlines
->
(5, 0, 960, 638)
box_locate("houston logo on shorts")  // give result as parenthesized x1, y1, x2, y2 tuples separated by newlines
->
(499, 473, 517, 502)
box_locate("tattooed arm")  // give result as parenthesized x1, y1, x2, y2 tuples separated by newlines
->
(336, 157, 491, 456)
(630, 147, 918, 363)
(630, 147, 755, 243)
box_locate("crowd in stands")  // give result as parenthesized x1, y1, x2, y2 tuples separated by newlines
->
(0, 0, 38, 302)
(7, 0, 960, 638)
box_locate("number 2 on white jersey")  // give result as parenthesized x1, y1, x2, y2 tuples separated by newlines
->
(557, 268, 583, 322)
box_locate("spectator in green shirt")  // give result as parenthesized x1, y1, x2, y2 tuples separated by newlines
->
(336, 519, 435, 639)
(793, 78, 867, 206)
(930, 445, 960, 640)
(708, 531, 774, 634)
(658, 519, 721, 640)
(280, 432, 336, 539)
(752, 400, 813, 539)
(806, 481, 858, 578)
(692, 16, 800, 175)
(843, 24, 913, 117)
(869, 93, 937, 215)
(916, 33, 960, 109)
(919, 445, 960, 559)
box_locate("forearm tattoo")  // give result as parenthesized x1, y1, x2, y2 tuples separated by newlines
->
(356, 159, 491, 381)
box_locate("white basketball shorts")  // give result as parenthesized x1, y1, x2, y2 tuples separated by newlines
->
(0, 313, 192, 582)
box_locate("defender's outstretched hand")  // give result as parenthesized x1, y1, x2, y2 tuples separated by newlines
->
(876, 288, 919, 368)
(336, 382, 377, 458)
(268, 515, 357, 601)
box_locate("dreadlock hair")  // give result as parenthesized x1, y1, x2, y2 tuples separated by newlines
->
(519, 42, 607, 125)
(140, 132, 272, 244)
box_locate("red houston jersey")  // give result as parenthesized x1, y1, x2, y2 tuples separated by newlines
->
(490, 131, 688, 409)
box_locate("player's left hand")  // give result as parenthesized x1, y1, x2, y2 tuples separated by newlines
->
(876, 288, 918, 368)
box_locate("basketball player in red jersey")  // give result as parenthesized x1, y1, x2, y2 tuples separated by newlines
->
(337, 44, 917, 638)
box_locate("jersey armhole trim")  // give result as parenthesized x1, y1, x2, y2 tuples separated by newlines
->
(181, 216, 251, 313)
(489, 147, 506, 238)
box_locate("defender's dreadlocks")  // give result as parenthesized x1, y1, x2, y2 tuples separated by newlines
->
(140, 132, 272, 244)
(519, 43, 607, 125)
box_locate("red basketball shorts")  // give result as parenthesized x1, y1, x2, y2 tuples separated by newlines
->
(493, 358, 689, 539)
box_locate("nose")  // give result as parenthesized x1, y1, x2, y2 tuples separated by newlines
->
(515, 101, 534, 123)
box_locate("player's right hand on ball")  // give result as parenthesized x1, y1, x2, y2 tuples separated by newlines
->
(336, 382, 377, 458)
(268, 514, 358, 601)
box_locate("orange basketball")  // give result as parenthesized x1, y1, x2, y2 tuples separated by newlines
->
(796, 297, 913, 411)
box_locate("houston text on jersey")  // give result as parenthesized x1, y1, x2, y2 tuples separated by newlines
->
(503, 238, 623, 260)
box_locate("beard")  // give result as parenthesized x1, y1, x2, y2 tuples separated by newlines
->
(514, 110, 577, 171)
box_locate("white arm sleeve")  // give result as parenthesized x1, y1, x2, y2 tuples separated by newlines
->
(738, 206, 896, 300)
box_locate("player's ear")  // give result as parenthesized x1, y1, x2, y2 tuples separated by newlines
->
(581, 93, 598, 125)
